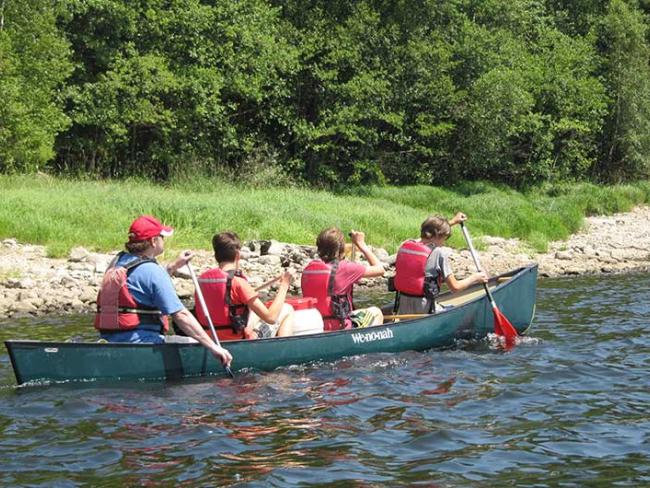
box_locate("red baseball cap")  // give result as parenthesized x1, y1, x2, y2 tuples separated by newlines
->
(128, 215, 174, 242)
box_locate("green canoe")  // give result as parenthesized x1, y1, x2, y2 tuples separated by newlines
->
(5, 265, 537, 386)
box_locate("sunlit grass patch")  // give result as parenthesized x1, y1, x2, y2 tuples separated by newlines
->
(0, 174, 648, 257)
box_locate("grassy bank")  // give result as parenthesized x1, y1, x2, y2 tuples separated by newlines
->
(1, 174, 649, 258)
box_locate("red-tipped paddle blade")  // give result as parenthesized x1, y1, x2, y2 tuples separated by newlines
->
(492, 305, 518, 347)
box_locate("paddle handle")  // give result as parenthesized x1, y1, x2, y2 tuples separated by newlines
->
(460, 223, 496, 305)
(187, 262, 234, 377)
(348, 231, 357, 261)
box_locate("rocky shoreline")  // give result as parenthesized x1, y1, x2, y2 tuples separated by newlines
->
(1, 206, 649, 319)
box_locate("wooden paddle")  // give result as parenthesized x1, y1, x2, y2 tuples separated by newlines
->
(187, 262, 235, 378)
(460, 223, 518, 347)
(254, 275, 282, 292)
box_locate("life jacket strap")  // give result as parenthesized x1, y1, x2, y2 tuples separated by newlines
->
(225, 269, 249, 334)
(327, 260, 353, 328)
(117, 307, 163, 315)
(96, 306, 163, 315)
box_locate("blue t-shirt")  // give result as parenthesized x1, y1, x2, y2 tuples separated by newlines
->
(100, 253, 184, 344)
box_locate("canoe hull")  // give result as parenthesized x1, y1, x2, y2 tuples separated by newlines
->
(5, 265, 537, 385)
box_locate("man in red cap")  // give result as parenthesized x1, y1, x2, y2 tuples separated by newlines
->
(95, 215, 232, 367)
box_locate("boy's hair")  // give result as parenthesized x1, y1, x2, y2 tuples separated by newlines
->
(420, 216, 451, 240)
(316, 227, 345, 262)
(212, 231, 241, 263)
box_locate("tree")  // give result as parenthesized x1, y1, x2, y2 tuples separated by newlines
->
(597, 0, 650, 181)
(0, 0, 72, 172)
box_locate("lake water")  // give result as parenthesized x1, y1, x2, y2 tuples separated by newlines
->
(0, 274, 648, 486)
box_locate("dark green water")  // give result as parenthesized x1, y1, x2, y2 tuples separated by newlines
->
(0, 274, 648, 486)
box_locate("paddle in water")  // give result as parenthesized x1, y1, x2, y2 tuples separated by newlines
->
(460, 222, 518, 347)
(187, 262, 235, 378)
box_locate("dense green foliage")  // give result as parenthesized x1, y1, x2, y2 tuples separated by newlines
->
(1, 175, 648, 257)
(2, 1, 650, 186)
(0, 0, 72, 172)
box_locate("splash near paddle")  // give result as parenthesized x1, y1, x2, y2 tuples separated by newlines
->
(460, 223, 519, 348)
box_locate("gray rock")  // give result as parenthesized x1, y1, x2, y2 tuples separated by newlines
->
(175, 281, 194, 299)
(610, 249, 639, 262)
(3, 279, 21, 289)
(69, 246, 90, 262)
(69, 262, 94, 272)
(93, 257, 112, 274)
(28, 297, 45, 308)
(17, 278, 36, 289)
(288, 251, 306, 264)
(173, 264, 192, 280)
(258, 255, 282, 266)
(555, 251, 573, 260)
(59, 275, 78, 287)
(13, 301, 38, 314)
(80, 288, 97, 303)
(374, 248, 390, 262)
(17, 290, 38, 300)
(482, 236, 507, 246)
(247, 276, 264, 289)
(0, 297, 13, 312)
(262, 240, 286, 256)
(582, 246, 598, 257)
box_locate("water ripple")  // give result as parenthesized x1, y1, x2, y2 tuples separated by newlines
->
(0, 274, 649, 485)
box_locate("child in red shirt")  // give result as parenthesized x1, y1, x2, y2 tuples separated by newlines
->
(197, 231, 294, 341)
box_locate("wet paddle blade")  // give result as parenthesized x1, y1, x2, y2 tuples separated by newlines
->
(492, 305, 518, 346)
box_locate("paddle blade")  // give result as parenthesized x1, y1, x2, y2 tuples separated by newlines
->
(492, 305, 518, 346)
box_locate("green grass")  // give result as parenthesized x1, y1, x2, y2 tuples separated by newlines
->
(1, 174, 649, 258)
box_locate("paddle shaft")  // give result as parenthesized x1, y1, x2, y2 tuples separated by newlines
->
(187, 263, 234, 377)
(460, 223, 499, 308)
(254, 275, 281, 292)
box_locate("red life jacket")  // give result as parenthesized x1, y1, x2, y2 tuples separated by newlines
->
(301, 260, 352, 331)
(94, 254, 169, 333)
(394, 240, 432, 296)
(195, 268, 249, 341)
(393, 240, 441, 313)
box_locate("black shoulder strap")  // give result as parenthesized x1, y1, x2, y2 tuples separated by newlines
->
(224, 269, 244, 306)
(327, 260, 339, 298)
(122, 253, 157, 274)
(225, 270, 236, 306)
(225, 269, 248, 334)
